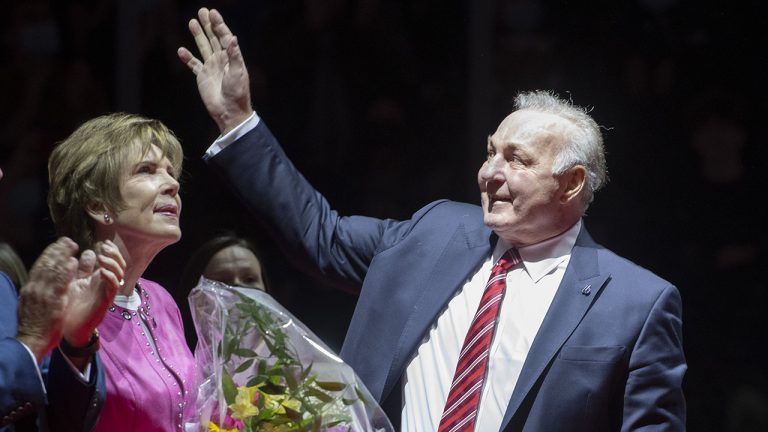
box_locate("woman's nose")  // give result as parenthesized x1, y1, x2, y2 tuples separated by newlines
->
(162, 172, 180, 196)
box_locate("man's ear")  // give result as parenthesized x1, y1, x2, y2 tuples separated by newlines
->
(561, 165, 587, 203)
(86, 202, 112, 226)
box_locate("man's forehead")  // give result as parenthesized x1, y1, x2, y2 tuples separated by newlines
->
(490, 110, 569, 146)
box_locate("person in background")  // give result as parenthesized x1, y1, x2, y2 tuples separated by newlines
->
(179, 8, 686, 431)
(0, 242, 29, 289)
(177, 232, 270, 349)
(47, 113, 195, 432)
(1, 167, 126, 432)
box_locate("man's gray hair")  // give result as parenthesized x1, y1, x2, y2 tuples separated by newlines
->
(514, 90, 608, 207)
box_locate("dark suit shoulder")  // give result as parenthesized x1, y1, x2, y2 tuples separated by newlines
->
(597, 246, 675, 291)
(578, 227, 675, 292)
(374, 200, 489, 261)
(409, 200, 485, 231)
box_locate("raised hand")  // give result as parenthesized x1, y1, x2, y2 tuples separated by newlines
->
(178, 8, 253, 135)
(63, 240, 125, 347)
(16, 237, 79, 363)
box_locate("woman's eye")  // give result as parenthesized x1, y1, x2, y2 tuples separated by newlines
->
(136, 164, 153, 174)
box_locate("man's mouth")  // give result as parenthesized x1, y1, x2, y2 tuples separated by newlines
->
(489, 195, 512, 203)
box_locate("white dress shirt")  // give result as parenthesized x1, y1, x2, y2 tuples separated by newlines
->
(204, 111, 260, 159)
(401, 221, 580, 431)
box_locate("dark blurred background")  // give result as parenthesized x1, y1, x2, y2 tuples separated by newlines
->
(0, 0, 765, 430)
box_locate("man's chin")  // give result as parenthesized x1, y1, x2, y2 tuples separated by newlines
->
(483, 213, 508, 231)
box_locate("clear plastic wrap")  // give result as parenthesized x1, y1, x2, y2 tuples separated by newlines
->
(185, 278, 394, 432)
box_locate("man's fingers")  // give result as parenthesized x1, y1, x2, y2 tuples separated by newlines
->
(17, 237, 77, 361)
(198, 8, 222, 52)
(29, 237, 79, 293)
(36, 237, 78, 266)
(226, 36, 247, 79)
(177, 47, 204, 76)
(177, 47, 193, 63)
(210, 9, 235, 42)
(58, 236, 78, 252)
(77, 250, 97, 278)
(189, 19, 213, 62)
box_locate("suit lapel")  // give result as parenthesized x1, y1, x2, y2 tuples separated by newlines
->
(381, 223, 493, 397)
(501, 228, 611, 429)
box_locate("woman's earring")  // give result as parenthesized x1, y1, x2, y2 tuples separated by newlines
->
(104, 214, 112, 224)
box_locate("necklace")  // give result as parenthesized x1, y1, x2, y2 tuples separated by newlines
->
(108, 282, 157, 328)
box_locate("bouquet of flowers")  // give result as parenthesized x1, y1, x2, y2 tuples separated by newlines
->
(185, 278, 394, 432)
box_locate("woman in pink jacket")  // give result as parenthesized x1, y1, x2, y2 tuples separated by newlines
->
(47, 113, 196, 432)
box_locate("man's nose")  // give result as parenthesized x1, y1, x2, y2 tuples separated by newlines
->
(481, 155, 505, 181)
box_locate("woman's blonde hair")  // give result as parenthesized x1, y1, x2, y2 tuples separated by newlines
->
(48, 113, 183, 248)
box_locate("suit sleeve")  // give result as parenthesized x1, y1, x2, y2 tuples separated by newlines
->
(0, 272, 105, 432)
(0, 340, 47, 428)
(0, 273, 46, 428)
(44, 349, 105, 432)
(622, 284, 687, 431)
(207, 120, 411, 292)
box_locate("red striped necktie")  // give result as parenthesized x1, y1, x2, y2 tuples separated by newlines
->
(437, 248, 522, 432)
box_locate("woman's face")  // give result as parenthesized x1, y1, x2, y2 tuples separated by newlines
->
(112, 143, 182, 249)
(203, 245, 265, 291)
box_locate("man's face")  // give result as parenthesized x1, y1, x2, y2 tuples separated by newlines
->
(478, 110, 574, 246)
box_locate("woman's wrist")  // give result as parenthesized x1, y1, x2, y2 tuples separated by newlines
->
(60, 328, 100, 358)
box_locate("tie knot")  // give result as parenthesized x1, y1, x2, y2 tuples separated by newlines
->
(496, 248, 521, 272)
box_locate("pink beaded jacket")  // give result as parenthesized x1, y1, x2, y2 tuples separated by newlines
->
(94, 278, 197, 432)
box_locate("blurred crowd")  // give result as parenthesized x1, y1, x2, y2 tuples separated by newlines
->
(0, 0, 765, 430)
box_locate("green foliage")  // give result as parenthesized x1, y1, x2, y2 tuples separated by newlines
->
(213, 291, 359, 431)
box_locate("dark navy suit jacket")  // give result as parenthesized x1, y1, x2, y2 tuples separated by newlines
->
(0, 272, 105, 432)
(208, 121, 687, 431)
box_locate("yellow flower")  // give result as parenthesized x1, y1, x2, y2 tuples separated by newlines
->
(208, 421, 239, 432)
(259, 392, 302, 415)
(229, 386, 259, 420)
(261, 392, 284, 413)
(281, 397, 302, 412)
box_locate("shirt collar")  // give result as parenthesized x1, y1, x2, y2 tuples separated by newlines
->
(494, 220, 581, 283)
(113, 288, 142, 310)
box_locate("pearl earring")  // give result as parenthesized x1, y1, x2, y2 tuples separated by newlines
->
(104, 214, 111, 223)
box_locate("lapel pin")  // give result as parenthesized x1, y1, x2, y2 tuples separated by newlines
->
(581, 285, 591, 296)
